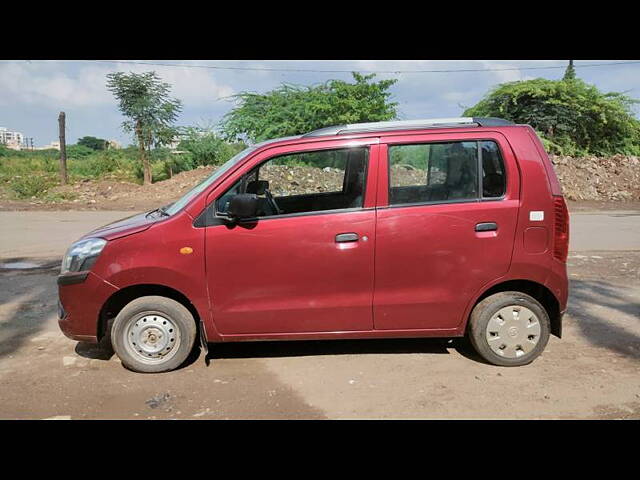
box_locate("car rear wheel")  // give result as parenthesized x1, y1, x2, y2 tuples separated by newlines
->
(468, 291, 550, 367)
(111, 296, 197, 373)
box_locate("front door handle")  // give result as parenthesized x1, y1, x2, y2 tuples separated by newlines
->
(475, 222, 498, 232)
(335, 233, 359, 243)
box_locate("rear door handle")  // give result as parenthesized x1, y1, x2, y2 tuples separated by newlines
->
(335, 233, 359, 243)
(475, 222, 498, 232)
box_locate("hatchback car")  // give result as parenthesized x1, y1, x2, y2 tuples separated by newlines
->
(58, 117, 569, 373)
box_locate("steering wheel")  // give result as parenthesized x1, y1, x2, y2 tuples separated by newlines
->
(264, 189, 282, 215)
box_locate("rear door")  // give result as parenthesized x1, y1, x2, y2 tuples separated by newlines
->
(373, 131, 520, 330)
(204, 140, 379, 336)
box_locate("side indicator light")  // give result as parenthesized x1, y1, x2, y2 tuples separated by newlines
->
(180, 247, 193, 255)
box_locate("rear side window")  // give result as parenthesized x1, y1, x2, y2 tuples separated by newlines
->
(388, 140, 505, 206)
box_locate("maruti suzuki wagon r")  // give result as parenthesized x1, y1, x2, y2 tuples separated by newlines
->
(58, 117, 569, 373)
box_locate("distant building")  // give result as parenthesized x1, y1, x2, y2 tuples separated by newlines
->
(34, 141, 60, 151)
(0, 127, 25, 150)
(106, 139, 122, 150)
(167, 138, 181, 150)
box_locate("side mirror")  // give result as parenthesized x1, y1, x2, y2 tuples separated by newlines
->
(227, 193, 258, 221)
(246, 180, 269, 195)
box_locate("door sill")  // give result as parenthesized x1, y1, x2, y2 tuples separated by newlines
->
(218, 327, 462, 343)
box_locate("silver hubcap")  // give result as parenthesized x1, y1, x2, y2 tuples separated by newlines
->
(125, 314, 181, 364)
(485, 305, 541, 359)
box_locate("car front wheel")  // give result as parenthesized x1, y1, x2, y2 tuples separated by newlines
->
(111, 296, 197, 373)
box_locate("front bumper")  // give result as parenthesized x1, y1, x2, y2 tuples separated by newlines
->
(57, 271, 118, 343)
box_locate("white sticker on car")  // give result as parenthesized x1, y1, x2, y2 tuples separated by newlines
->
(529, 211, 544, 221)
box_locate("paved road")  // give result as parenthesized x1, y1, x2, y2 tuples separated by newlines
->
(0, 211, 131, 259)
(0, 210, 637, 261)
(570, 211, 640, 251)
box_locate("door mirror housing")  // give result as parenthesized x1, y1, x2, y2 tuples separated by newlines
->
(226, 193, 258, 221)
(246, 180, 269, 195)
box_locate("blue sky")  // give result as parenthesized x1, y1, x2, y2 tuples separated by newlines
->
(1, 60, 639, 147)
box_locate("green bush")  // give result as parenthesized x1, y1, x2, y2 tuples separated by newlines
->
(177, 127, 246, 167)
(8, 175, 55, 199)
(464, 77, 640, 156)
(69, 149, 133, 178)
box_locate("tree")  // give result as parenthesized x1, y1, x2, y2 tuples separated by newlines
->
(220, 72, 398, 143)
(563, 60, 576, 81)
(106, 71, 182, 184)
(77, 136, 107, 151)
(463, 77, 640, 156)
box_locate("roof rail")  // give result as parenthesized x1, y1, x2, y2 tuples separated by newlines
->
(303, 117, 513, 137)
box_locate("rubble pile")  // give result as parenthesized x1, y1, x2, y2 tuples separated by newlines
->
(260, 165, 344, 196)
(550, 154, 640, 201)
(4, 155, 639, 210)
(45, 166, 218, 210)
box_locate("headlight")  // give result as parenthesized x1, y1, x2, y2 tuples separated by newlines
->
(61, 238, 107, 274)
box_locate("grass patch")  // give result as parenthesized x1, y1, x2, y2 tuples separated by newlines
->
(6, 175, 56, 199)
(0, 139, 244, 201)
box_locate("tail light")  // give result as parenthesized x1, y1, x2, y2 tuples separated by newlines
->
(553, 196, 569, 262)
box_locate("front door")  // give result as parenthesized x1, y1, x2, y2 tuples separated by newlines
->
(205, 143, 378, 336)
(373, 133, 520, 331)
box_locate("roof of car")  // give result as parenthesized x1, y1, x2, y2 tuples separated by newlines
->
(248, 117, 516, 149)
(251, 135, 304, 149)
(302, 117, 514, 137)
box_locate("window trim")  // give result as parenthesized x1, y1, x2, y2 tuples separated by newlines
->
(478, 140, 507, 201)
(213, 145, 371, 222)
(386, 138, 507, 208)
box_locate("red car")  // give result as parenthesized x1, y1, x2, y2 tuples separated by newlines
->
(58, 117, 569, 373)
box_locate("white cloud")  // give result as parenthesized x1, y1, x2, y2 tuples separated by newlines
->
(109, 61, 235, 102)
(0, 60, 235, 108)
(0, 61, 111, 108)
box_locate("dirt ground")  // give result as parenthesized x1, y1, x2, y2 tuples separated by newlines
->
(0, 210, 638, 419)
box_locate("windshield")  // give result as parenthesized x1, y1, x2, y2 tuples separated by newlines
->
(164, 146, 256, 216)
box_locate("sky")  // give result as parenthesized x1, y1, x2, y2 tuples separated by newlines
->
(1, 60, 639, 147)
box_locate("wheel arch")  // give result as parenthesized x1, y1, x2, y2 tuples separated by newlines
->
(465, 279, 562, 338)
(97, 284, 201, 342)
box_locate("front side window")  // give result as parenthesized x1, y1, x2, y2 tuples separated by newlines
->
(216, 147, 368, 217)
(388, 140, 506, 206)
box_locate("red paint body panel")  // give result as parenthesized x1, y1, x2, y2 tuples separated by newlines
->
(523, 227, 549, 254)
(58, 271, 118, 341)
(374, 199, 520, 330)
(57, 124, 568, 345)
(94, 212, 213, 336)
(205, 210, 375, 334)
(86, 211, 160, 241)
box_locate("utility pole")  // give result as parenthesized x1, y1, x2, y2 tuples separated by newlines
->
(58, 112, 68, 185)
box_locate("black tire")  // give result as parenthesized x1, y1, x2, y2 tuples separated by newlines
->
(111, 296, 197, 373)
(468, 291, 550, 367)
